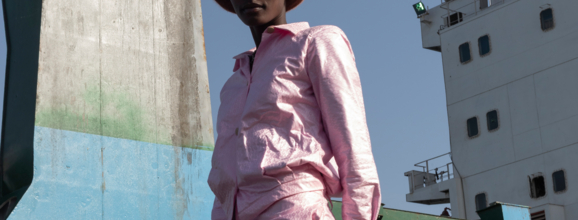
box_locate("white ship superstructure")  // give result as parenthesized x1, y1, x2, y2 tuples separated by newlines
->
(406, 0, 578, 219)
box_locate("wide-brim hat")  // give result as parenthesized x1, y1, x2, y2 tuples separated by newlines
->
(215, 0, 303, 13)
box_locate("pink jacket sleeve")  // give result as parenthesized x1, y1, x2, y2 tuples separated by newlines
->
(306, 26, 381, 220)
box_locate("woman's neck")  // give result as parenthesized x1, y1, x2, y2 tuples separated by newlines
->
(250, 13, 287, 49)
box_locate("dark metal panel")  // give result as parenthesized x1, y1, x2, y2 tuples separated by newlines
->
(0, 0, 42, 218)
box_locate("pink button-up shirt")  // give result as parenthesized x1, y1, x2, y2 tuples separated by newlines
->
(208, 22, 381, 220)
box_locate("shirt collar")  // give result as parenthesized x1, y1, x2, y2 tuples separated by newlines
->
(273, 22, 310, 35)
(233, 22, 310, 59)
(233, 48, 256, 60)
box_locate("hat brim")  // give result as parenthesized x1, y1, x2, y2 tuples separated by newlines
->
(215, 0, 303, 13)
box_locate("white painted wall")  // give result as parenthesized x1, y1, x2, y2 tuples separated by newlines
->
(419, 0, 578, 219)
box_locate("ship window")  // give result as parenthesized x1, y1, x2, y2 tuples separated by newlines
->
(478, 35, 491, 56)
(553, 170, 566, 193)
(530, 176, 546, 198)
(446, 12, 464, 27)
(459, 43, 472, 64)
(540, 8, 554, 31)
(486, 110, 499, 131)
(475, 193, 487, 211)
(467, 117, 479, 138)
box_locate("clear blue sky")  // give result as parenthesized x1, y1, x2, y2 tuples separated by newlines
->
(201, 0, 452, 216)
(0, 0, 451, 216)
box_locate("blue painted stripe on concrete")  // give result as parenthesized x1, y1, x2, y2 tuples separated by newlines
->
(9, 126, 214, 220)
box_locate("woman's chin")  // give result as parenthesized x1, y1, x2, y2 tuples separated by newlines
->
(240, 16, 273, 27)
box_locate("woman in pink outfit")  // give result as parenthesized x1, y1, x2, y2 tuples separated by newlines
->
(208, 0, 381, 219)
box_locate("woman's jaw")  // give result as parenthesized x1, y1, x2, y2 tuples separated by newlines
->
(230, 0, 287, 27)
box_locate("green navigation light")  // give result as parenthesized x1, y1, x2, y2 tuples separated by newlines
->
(413, 2, 427, 16)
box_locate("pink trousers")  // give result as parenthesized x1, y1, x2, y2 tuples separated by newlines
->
(212, 190, 335, 220)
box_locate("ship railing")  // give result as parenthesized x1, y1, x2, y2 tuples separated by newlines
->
(438, 0, 505, 30)
(405, 152, 454, 194)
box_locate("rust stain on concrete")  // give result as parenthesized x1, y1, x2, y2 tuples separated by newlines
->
(164, 0, 203, 150)
(163, 0, 207, 217)
(172, 146, 186, 220)
(101, 148, 106, 193)
(101, 175, 106, 193)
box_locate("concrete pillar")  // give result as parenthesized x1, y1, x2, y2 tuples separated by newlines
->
(9, 0, 214, 219)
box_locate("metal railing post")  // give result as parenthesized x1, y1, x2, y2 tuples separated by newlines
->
(447, 163, 451, 180)
(426, 161, 430, 185)
(410, 152, 453, 189)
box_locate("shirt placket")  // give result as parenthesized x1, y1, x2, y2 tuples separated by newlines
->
(232, 55, 252, 218)
(233, 28, 277, 218)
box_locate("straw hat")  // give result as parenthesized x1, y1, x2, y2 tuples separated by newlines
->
(215, 0, 303, 13)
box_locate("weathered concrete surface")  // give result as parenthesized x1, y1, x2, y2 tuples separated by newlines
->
(11, 127, 214, 219)
(34, 0, 213, 148)
(9, 0, 214, 219)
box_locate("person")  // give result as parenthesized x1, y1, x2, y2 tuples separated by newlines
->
(207, 0, 381, 219)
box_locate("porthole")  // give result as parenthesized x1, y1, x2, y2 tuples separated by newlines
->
(540, 8, 554, 31)
(459, 42, 472, 64)
(486, 110, 499, 131)
(467, 117, 479, 138)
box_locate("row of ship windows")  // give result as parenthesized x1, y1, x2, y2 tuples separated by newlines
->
(458, 8, 555, 64)
(475, 170, 567, 211)
(459, 8, 557, 219)
(466, 110, 498, 138)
